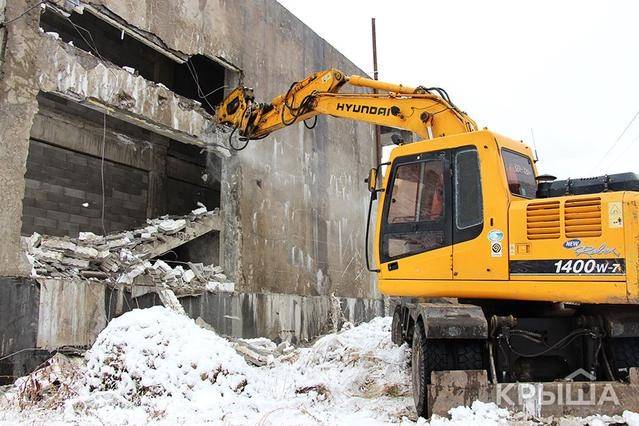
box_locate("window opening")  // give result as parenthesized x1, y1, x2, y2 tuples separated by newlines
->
(39, 7, 227, 114)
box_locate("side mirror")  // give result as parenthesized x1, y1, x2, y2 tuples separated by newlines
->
(366, 168, 377, 193)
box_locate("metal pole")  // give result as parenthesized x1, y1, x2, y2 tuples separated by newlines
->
(371, 17, 382, 167)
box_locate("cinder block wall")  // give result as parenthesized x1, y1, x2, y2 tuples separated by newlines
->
(23, 140, 149, 236)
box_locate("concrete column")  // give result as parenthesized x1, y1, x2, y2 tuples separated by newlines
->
(0, 0, 41, 276)
(220, 157, 242, 288)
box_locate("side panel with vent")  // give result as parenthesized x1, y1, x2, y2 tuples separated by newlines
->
(509, 193, 627, 282)
(564, 198, 602, 238)
(526, 201, 560, 240)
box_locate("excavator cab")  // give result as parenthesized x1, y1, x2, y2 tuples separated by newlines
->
(374, 131, 530, 287)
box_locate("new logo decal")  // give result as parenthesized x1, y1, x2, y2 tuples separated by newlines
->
(563, 239, 581, 249)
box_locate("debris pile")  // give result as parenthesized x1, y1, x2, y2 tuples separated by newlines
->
(13, 353, 83, 410)
(23, 208, 233, 296)
(231, 336, 296, 366)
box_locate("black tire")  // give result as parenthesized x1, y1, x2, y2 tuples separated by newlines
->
(609, 337, 639, 380)
(412, 321, 485, 419)
(411, 320, 429, 418)
(454, 341, 483, 370)
(391, 307, 404, 346)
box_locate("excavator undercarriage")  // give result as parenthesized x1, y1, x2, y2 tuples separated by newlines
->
(392, 300, 639, 417)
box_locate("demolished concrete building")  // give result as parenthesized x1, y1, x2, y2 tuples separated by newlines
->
(0, 0, 384, 382)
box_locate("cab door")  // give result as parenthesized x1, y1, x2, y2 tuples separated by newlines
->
(379, 150, 453, 280)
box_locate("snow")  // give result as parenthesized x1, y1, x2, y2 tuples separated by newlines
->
(625, 411, 639, 426)
(0, 308, 637, 425)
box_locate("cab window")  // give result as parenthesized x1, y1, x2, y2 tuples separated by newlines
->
(455, 148, 483, 229)
(387, 160, 445, 224)
(382, 156, 448, 261)
(502, 149, 536, 198)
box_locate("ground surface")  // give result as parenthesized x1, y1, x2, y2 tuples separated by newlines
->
(1, 307, 638, 425)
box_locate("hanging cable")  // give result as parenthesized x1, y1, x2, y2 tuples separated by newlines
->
(304, 116, 317, 129)
(595, 110, 639, 172)
(228, 125, 249, 151)
(505, 329, 600, 358)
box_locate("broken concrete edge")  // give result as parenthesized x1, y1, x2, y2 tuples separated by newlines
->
(52, 0, 243, 75)
(36, 32, 232, 158)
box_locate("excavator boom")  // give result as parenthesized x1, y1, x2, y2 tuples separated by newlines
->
(216, 69, 477, 140)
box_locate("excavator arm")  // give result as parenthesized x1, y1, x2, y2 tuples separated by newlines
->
(215, 69, 477, 141)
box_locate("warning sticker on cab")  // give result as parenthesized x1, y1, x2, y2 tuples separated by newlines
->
(608, 202, 623, 228)
(510, 259, 625, 275)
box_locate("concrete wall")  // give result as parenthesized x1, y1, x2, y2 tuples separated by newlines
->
(0, 2, 387, 380)
(0, 278, 385, 383)
(0, 0, 378, 300)
(87, 0, 378, 298)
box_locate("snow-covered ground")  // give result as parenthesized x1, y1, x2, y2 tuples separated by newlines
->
(0, 307, 637, 425)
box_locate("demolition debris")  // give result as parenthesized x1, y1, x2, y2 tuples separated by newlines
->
(22, 208, 233, 296)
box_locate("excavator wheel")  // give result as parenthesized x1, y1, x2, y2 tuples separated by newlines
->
(609, 337, 639, 380)
(411, 320, 430, 418)
(412, 320, 484, 419)
(391, 306, 404, 346)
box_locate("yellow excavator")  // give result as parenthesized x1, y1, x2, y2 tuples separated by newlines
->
(216, 69, 639, 418)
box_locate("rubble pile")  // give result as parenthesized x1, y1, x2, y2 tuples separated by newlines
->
(23, 207, 234, 295)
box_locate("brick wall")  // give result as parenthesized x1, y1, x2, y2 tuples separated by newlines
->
(22, 140, 149, 237)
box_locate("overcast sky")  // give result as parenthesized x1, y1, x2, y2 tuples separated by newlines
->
(276, 0, 639, 179)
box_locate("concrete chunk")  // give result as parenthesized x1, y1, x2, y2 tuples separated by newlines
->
(182, 269, 195, 283)
(61, 257, 90, 269)
(24, 232, 42, 250)
(41, 239, 76, 252)
(78, 232, 104, 243)
(31, 247, 63, 262)
(75, 246, 99, 259)
(158, 219, 187, 234)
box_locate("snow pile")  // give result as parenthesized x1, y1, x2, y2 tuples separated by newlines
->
(291, 318, 411, 401)
(81, 307, 249, 404)
(427, 401, 510, 425)
(0, 309, 413, 424)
